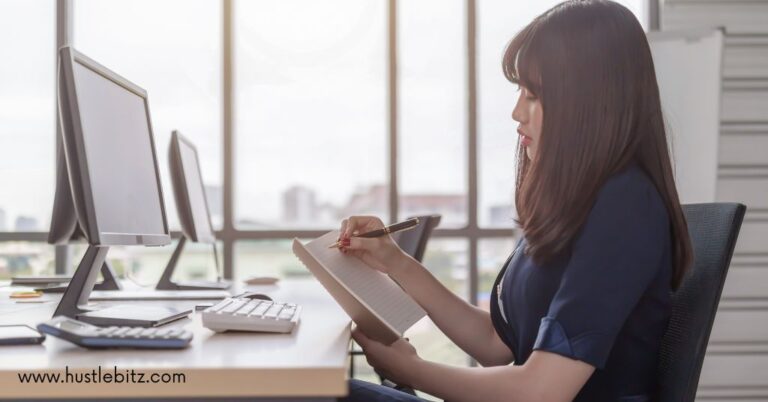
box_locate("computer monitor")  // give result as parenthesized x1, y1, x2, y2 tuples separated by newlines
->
(52, 46, 191, 327)
(46, 138, 122, 292)
(155, 131, 230, 290)
(171, 131, 215, 244)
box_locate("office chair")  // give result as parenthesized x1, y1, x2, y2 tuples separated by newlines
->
(391, 215, 442, 262)
(657, 202, 746, 402)
(349, 215, 442, 391)
(363, 204, 747, 401)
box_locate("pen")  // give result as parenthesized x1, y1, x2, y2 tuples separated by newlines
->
(328, 218, 420, 249)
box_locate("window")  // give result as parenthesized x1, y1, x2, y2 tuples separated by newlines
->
(109, 241, 224, 286)
(398, 0, 468, 228)
(234, 0, 388, 229)
(409, 238, 471, 372)
(0, 242, 56, 279)
(74, 0, 224, 229)
(477, 1, 558, 227)
(1, 0, 652, 374)
(0, 1, 56, 280)
(478, 237, 517, 310)
(0, 0, 55, 233)
(235, 239, 309, 280)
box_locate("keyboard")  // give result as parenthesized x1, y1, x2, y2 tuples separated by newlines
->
(201, 297, 301, 334)
(38, 316, 193, 349)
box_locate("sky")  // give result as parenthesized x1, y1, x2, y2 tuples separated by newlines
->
(0, 0, 646, 231)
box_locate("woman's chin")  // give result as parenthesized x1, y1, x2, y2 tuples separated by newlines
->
(525, 147, 535, 160)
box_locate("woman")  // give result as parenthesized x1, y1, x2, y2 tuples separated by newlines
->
(339, 1, 692, 401)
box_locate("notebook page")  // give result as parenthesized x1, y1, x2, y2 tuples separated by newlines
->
(303, 231, 426, 334)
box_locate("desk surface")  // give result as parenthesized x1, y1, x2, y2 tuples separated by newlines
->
(0, 279, 351, 399)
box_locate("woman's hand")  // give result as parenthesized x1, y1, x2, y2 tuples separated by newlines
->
(352, 328, 422, 388)
(338, 216, 408, 274)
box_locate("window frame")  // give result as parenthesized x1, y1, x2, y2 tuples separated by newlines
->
(1, 0, 654, 309)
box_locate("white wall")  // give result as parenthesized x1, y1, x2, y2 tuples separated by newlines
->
(649, 28, 723, 204)
(662, 1, 768, 400)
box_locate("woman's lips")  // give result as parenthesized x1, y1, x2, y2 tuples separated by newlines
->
(518, 129, 532, 146)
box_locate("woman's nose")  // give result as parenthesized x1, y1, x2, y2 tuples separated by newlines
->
(511, 91, 527, 123)
(512, 100, 525, 123)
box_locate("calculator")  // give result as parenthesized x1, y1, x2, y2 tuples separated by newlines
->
(37, 316, 193, 349)
(201, 297, 301, 333)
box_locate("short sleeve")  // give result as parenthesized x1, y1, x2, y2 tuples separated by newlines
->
(532, 171, 669, 369)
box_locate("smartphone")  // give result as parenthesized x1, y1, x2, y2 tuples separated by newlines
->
(0, 325, 46, 345)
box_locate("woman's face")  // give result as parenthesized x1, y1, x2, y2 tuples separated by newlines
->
(511, 85, 542, 160)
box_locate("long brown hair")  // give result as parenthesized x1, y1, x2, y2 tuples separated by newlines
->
(503, 0, 692, 289)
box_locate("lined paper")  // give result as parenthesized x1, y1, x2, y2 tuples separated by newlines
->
(301, 231, 426, 335)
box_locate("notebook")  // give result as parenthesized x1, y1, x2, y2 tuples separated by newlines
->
(292, 231, 426, 345)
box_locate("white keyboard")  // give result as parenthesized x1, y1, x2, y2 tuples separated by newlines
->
(201, 297, 301, 334)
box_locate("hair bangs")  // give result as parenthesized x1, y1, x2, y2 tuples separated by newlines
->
(503, 22, 543, 96)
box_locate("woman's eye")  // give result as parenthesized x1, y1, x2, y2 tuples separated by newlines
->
(519, 87, 536, 100)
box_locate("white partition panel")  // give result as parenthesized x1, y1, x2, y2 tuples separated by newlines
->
(648, 29, 723, 204)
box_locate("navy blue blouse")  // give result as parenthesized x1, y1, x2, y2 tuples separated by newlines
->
(490, 165, 673, 401)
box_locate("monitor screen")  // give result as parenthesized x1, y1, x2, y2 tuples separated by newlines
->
(176, 136, 215, 243)
(72, 60, 167, 241)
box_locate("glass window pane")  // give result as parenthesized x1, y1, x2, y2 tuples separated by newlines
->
(0, 242, 56, 279)
(40, 242, 220, 286)
(74, 0, 223, 229)
(421, 238, 468, 297)
(477, 0, 647, 227)
(408, 238, 470, 368)
(478, 237, 516, 311)
(398, 0, 467, 228)
(108, 240, 223, 286)
(234, 0, 387, 229)
(235, 240, 311, 280)
(0, 1, 55, 232)
(236, 238, 467, 290)
(622, 1, 648, 29)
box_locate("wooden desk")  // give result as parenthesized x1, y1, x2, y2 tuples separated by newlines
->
(0, 279, 351, 400)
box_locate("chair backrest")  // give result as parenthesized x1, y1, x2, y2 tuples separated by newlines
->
(392, 215, 441, 262)
(657, 202, 746, 402)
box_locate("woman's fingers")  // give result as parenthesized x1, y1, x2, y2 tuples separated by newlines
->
(342, 217, 358, 239)
(339, 219, 348, 241)
(352, 327, 371, 347)
(342, 216, 382, 239)
(337, 216, 394, 265)
(346, 237, 379, 252)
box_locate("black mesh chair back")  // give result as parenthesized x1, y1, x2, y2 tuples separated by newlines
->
(392, 215, 442, 262)
(657, 202, 746, 402)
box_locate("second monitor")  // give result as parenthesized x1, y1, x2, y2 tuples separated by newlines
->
(155, 131, 231, 291)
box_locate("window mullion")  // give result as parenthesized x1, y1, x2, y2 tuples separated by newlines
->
(466, 0, 479, 306)
(388, 0, 399, 224)
(222, 0, 235, 279)
(54, 0, 73, 275)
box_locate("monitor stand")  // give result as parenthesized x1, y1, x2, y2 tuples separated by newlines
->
(37, 261, 122, 293)
(94, 261, 122, 290)
(53, 245, 192, 327)
(155, 236, 231, 291)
